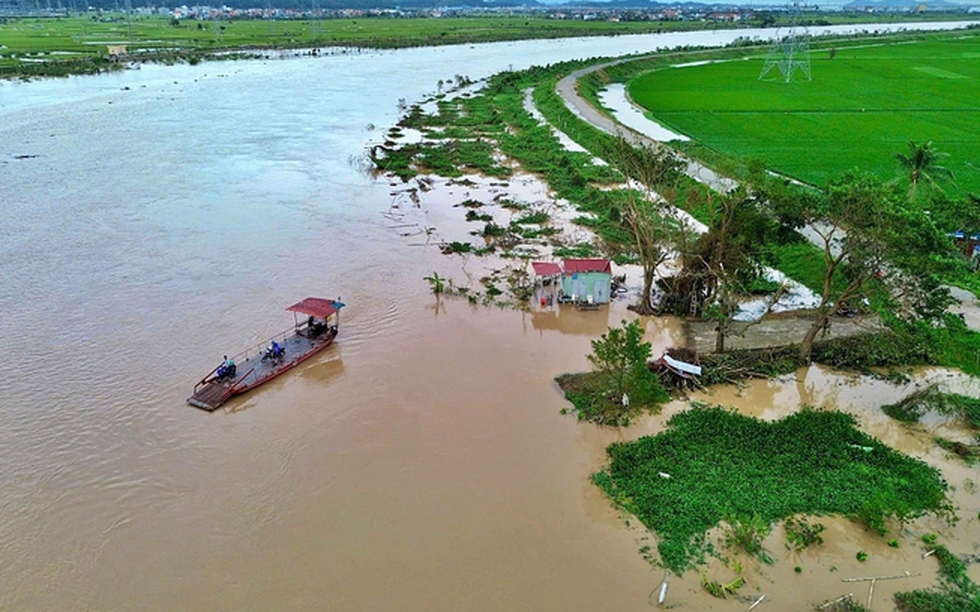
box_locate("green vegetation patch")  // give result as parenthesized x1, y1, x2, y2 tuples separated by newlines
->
(627, 33, 980, 196)
(4, 13, 816, 79)
(592, 406, 950, 573)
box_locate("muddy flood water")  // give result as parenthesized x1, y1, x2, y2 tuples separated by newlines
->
(2, 23, 979, 611)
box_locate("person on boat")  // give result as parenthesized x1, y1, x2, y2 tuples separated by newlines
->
(271, 341, 283, 359)
(308, 316, 325, 337)
(216, 355, 236, 379)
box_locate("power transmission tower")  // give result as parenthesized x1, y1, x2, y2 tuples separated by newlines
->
(759, 4, 811, 83)
(213, 17, 224, 44)
(123, 0, 133, 45)
(311, 0, 322, 42)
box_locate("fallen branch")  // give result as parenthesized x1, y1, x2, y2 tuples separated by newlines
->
(841, 571, 917, 582)
(816, 593, 853, 610)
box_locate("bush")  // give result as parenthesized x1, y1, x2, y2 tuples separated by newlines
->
(556, 320, 669, 426)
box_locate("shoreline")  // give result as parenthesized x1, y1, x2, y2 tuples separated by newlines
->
(369, 27, 980, 606)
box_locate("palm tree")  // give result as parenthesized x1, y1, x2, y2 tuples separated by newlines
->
(894, 141, 954, 203)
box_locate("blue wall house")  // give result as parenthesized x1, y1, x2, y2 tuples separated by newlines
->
(560, 258, 612, 304)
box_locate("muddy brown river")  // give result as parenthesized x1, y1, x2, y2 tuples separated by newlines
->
(1, 23, 978, 611)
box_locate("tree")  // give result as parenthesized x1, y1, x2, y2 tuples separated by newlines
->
(680, 188, 772, 352)
(588, 319, 663, 407)
(919, 191, 980, 238)
(776, 172, 957, 362)
(894, 140, 954, 203)
(607, 135, 686, 315)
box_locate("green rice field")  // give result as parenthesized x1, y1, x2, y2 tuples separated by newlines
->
(628, 32, 980, 196)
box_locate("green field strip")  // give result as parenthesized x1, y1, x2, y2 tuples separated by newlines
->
(628, 33, 980, 195)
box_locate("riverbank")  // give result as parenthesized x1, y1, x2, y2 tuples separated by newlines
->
(2, 13, 978, 80)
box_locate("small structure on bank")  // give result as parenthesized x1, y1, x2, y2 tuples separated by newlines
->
(651, 347, 702, 390)
(533, 258, 612, 305)
(949, 231, 980, 269)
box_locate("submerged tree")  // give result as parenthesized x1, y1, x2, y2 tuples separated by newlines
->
(587, 319, 666, 409)
(557, 319, 669, 426)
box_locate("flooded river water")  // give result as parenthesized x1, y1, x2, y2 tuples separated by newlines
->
(1, 23, 978, 611)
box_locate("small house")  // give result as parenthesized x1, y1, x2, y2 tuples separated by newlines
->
(531, 261, 563, 282)
(532, 258, 613, 304)
(562, 259, 612, 304)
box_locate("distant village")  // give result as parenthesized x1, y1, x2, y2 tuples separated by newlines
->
(3, 0, 979, 21)
(157, 0, 978, 25)
(143, 3, 980, 22)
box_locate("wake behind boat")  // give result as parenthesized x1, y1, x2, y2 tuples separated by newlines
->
(187, 297, 345, 411)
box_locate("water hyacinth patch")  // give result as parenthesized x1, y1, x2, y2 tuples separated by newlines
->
(592, 406, 950, 573)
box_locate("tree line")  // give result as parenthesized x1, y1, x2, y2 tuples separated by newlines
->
(610, 136, 975, 363)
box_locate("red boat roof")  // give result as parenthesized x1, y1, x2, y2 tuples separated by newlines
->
(532, 261, 563, 276)
(286, 297, 344, 319)
(563, 258, 611, 274)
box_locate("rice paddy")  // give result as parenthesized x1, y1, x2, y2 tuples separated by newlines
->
(628, 32, 980, 196)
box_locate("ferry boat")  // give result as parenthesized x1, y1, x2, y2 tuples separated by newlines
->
(187, 297, 345, 411)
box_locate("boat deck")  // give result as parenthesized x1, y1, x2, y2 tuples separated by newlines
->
(187, 328, 336, 411)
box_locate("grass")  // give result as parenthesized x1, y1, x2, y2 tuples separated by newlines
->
(627, 31, 980, 197)
(784, 516, 825, 551)
(882, 384, 980, 426)
(592, 406, 951, 573)
(555, 370, 669, 427)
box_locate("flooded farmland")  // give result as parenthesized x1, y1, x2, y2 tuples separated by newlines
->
(1, 23, 978, 611)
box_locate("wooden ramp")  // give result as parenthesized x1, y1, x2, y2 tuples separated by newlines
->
(187, 382, 233, 412)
